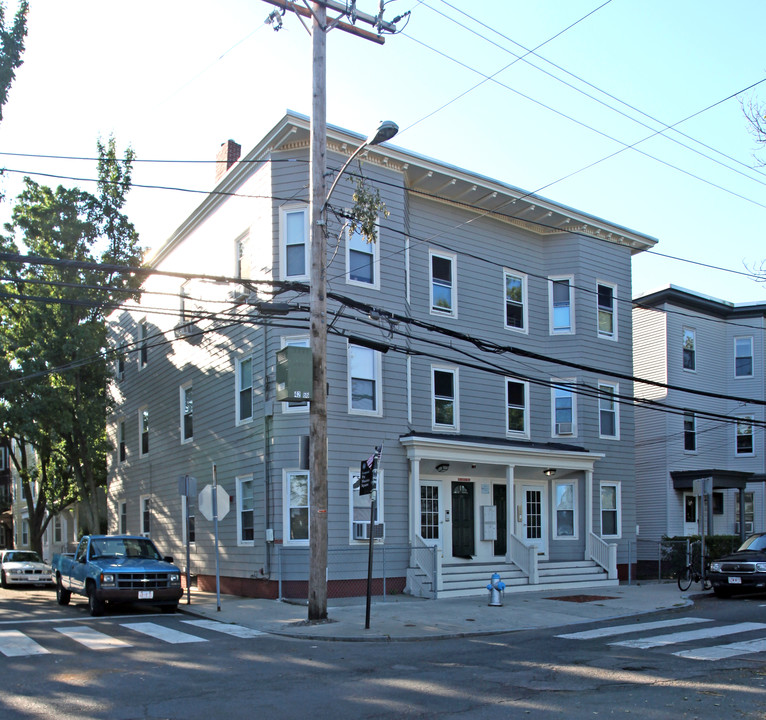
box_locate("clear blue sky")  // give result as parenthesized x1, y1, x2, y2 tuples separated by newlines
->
(1, 0, 765, 303)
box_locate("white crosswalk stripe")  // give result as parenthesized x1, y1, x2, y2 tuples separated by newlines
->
(182, 619, 265, 638)
(55, 626, 133, 650)
(610, 622, 766, 650)
(556, 617, 711, 640)
(120, 622, 208, 644)
(674, 636, 766, 661)
(0, 629, 50, 657)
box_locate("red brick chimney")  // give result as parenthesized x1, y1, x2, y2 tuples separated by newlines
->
(216, 140, 241, 182)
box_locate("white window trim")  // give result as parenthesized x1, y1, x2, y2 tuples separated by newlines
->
(418, 481, 441, 546)
(683, 411, 697, 454)
(235, 230, 251, 280)
(349, 468, 384, 543)
(682, 327, 696, 372)
(596, 280, 618, 341)
(600, 481, 621, 539)
(139, 494, 151, 537)
(283, 470, 310, 547)
(118, 419, 127, 464)
(429, 249, 457, 318)
(347, 341, 383, 417)
(345, 221, 380, 290)
(548, 275, 575, 335)
(503, 269, 528, 334)
(598, 381, 620, 440)
(432, 365, 459, 432)
(181, 495, 195, 546)
(138, 318, 149, 370)
(735, 415, 755, 457)
(506, 377, 529, 439)
(236, 474, 255, 547)
(119, 501, 128, 535)
(279, 204, 310, 281)
(553, 479, 579, 540)
(551, 380, 577, 438)
(734, 336, 754, 379)
(138, 406, 149, 458)
(235, 355, 254, 425)
(180, 382, 193, 444)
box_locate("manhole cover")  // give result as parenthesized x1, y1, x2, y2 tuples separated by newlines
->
(544, 594, 618, 603)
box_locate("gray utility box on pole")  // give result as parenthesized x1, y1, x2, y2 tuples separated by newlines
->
(276, 346, 313, 402)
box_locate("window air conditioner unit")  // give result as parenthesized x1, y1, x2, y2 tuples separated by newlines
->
(174, 322, 199, 339)
(735, 521, 754, 534)
(353, 521, 385, 541)
(555, 422, 573, 435)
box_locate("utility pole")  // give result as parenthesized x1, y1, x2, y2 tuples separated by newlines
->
(262, 0, 400, 622)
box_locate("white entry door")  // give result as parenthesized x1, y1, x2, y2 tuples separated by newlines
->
(520, 484, 548, 559)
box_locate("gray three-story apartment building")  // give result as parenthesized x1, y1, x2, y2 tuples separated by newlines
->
(106, 111, 657, 599)
(633, 285, 766, 546)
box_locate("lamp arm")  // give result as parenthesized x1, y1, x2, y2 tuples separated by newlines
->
(323, 141, 369, 212)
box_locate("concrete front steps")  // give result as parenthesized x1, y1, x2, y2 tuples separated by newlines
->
(407, 559, 617, 599)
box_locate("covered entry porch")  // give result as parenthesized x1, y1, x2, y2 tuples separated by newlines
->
(400, 433, 618, 598)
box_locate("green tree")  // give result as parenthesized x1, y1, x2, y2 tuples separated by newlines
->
(0, 0, 27, 120)
(0, 139, 142, 553)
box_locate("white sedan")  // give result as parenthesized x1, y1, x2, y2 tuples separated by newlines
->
(0, 550, 55, 587)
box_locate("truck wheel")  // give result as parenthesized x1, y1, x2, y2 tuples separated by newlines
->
(56, 577, 71, 606)
(87, 583, 104, 617)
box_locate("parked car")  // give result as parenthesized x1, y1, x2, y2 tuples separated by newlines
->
(708, 533, 766, 598)
(0, 549, 55, 587)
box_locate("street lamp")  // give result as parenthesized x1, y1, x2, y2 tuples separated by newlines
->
(308, 118, 398, 622)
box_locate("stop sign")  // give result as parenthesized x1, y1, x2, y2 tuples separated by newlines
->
(198, 484, 230, 521)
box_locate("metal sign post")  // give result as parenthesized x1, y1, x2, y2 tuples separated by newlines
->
(212, 463, 221, 612)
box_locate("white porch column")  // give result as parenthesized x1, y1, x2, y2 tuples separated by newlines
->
(505, 464, 515, 562)
(583, 470, 593, 560)
(409, 459, 421, 544)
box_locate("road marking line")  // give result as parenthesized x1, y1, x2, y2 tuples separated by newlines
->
(0, 629, 50, 657)
(557, 617, 711, 640)
(182, 619, 266, 638)
(674, 636, 766, 660)
(55, 626, 132, 650)
(121, 622, 207, 644)
(611, 622, 766, 649)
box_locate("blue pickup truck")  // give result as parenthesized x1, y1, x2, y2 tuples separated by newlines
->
(52, 535, 183, 616)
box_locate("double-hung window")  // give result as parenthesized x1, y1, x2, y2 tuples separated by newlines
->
(735, 337, 753, 378)
(348, 343, 382, 415)
(552, 382, 576, 437)
(430, 251, 456, 316)
(549, 276, 574, 334)
(139, 320, 148, 368)
(347, 224, 378, 288)
(237, 475, 254, 545)
(432, 366, 458, 431)
(53, 515, 63, 544)
(598, 382, 619, 439)
(682, 328, 696, 371)
(506, 378, 528, 437)
(600, 482, 620, 537)
(736, 416, 754, 455)
(139, 408, 149, 457)
(180, 383, 193, 443)
(235, 232, 252, 280)
(280, 206, 309, 280)
(554, 481, 577, 538)
(285, 471, 309, 543)
(119, 420, 127, 463)
(597, 282, 616, 339)
(504, 271, 527, 332)
(119, 501, 127, 535)
(236, 356, 253, 424)
(140, 495, 151, 536)
(684, 411, 697, 452)
(350, 469, 384, 542)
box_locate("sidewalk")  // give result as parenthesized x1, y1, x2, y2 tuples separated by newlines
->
(177, 582, 698, 642)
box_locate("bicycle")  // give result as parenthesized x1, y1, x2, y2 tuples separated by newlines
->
(677, 560, 711, 591)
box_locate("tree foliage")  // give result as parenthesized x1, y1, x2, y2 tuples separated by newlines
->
(742, 96, 766, 166)
(0, 0, 27, 120)
(0, 138, 143, 553)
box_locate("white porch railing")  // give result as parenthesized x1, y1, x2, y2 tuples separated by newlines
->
(410, 535, 442, 596)
(509, 533, 539, 584)
(588, 532, 617, 579)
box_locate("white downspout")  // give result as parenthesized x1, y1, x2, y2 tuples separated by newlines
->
(585, 469, 593, 561)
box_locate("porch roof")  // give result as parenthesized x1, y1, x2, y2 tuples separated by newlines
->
(399, 432, 603, 473)
(670, 469, 753, 491)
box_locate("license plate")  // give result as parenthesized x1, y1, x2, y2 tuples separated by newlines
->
(728, 577, 742, 584)
(138, 590, 154, 599)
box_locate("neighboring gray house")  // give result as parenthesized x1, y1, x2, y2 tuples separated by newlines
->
(633, 285, 765, 546)
(106, 111, 657, 599)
